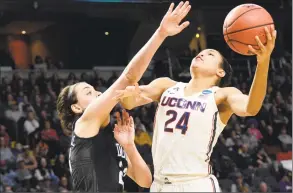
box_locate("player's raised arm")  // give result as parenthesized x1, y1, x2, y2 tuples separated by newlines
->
(115, 77, 177, 110)
(222, 26, 276, 117)
(76, 2, 191, 137)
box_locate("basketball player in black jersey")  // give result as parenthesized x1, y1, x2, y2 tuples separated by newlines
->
(56, 2, 192, 192)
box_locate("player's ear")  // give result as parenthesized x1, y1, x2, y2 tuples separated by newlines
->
(71, 104, 83, 114)
(216, 68, 226, 78)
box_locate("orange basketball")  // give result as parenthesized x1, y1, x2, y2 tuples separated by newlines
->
(223, 4, 274, 56)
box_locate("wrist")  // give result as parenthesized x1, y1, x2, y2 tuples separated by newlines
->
(156, 27, 168, 39)
(122, 142, 136, 151)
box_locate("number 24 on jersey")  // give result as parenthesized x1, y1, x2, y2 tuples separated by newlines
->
(164, 110, 190, 135)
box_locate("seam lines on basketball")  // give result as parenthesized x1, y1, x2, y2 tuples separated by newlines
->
(224, 8, 262, 29)
(225, 25, 241, 53)
(225, 22, 274, 35)
(225, 39, 262, 48)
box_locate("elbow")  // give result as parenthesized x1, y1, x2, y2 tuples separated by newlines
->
(136, 174, 153, 188)
(246, 108, 259, 116)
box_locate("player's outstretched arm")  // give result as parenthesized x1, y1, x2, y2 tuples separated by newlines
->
(77, 2, 191, 136)
(114, 110, 152, 188)
(115, 77, 177, 110)
(222, 26, 276, 117)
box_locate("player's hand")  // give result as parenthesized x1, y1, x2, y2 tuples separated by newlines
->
(248, 25, 277, 64)
(158, 1, 191, 37)
(113, 83, 153, 103)
(114, 110, 135, 148)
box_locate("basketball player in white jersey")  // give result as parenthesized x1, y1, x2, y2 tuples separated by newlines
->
(114, 25, 277, 192)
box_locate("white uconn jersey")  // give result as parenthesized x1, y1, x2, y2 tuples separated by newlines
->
(152, 82, 226, 180)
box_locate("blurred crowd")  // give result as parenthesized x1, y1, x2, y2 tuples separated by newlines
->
(0, 53, 292, 192)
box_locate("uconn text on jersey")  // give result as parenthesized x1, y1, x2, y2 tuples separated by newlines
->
(160, 96, 207, 113)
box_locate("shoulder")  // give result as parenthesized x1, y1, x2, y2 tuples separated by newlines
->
(151, 77, 177, 88)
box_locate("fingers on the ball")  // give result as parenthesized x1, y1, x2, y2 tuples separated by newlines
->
(271, 24, 275, 32)
(255, 36, 265, 50)
(265, 27, 272, 41)
(248, 45, 258, 55)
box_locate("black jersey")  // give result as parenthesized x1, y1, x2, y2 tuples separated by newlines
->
(69, 120, 128, 192)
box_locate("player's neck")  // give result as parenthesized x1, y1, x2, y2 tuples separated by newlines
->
(185, 78, 216, 94)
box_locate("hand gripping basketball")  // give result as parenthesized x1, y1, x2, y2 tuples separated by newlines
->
(248, 25, 277, 64)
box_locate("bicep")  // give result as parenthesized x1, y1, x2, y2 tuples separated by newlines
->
(226, 89, 252, 117)
(142, 77, 177, 102)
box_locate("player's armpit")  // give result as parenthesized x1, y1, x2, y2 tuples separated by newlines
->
(223, 87, 256, 117)
(119, 77, 177, 110)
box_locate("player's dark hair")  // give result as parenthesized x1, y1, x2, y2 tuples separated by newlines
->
(218, 55, 233, 87)
(57, 84, 79, 136)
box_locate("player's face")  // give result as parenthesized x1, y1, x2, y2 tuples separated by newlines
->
(72, 82, 102, 114)
(190, 49, 224, 77)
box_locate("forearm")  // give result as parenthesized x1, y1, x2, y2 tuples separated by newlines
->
(246, 59, 270, 115)
(124, 144, 152, 188)
(123, 29, 166, 83)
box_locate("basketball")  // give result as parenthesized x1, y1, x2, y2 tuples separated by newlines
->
(223, 4, 274, 55)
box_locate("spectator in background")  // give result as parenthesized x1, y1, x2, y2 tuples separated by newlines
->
(19, 147, 38, 170)
(241, 129, 259, 154)
(5, 104, 22, 123)
(263, 125, 280, 146)
(34, 157, 58, 185)
(16, 160, 33, 191)
(0, 125, 10, 146)
(278, 125, 292, 151)
(58, 176, 70, 192)
(41, 120, 59, 142)
(134, 117, 146, 132)
(134, 127, 152, 147)
(24, 111, 39, 145)
(279, 175, 292, 192)
(107, 71, 118, 86)
(12, 143, 23, 160)
(0, 136, 15, 170)
(237, 144, 253, 169)
(35, 141, 49, 158)
(259, 181, 270, 192)
(247, 119, 263, 141)
(6, 94, 16, 107)
(53, 153, 70, 179)
(255, 149, 272, 168)
(95, 79, 107, 93)
(231, 172, 251, 192)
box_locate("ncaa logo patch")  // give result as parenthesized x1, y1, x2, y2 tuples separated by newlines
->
(202, 90, 212, 95)
(199, 89, 212, 99)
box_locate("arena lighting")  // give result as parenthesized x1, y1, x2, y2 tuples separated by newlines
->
(105, 31, 109, 35)
(197, 27, 201, 31)
(21, 30, 26, 35)
(195, 33, 200, 38)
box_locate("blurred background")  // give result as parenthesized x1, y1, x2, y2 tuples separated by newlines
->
(0, 0, 292, 192)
